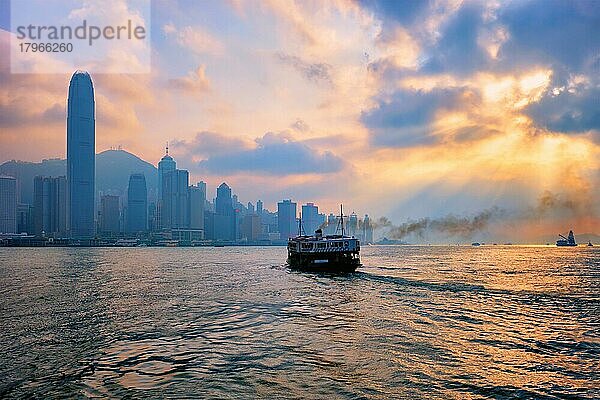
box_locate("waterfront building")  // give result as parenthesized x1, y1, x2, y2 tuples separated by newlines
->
(17, 203, 33, 234)
(127, 173, 147, 233)
(189, 182, 206, 230)
(277, 199, 297, 239)
(33, 176, 67, 237)
(161, 169, 189, 229)
(301, 202, 325, 235)
(100, 195, 120, 235)
(0, 176, 17, 233)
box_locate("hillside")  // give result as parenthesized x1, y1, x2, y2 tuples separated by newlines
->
(0, 150, 158, 204)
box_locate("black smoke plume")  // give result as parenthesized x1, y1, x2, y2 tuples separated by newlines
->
(385, 207, 505, 240)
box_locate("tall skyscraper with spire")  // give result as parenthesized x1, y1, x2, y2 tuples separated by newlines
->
(67, 71, 95, 238)
(158, 143, 176, 200)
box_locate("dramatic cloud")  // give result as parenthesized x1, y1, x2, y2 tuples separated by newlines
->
(525, 73, 600, 134)
(201, 132, 344, 175)
(361, 87, 468, 147)
(174, 131, 344, 176)
(496, 1, 600, 72)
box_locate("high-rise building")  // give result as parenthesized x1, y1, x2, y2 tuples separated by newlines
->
(161, 169, 189, 229)
(348, 212, 358, 237)
(0, 176, 17, 233)
(256, 200, 263, 215)
(363, 214, 373, 244)
(214, 183, 234, 240)
(247, 202, 255, 214)
(127, 173, 147, 233)
(240, 214, 261, 241)
(67, 70, 95, 238)
(301, 202, 325, 235)
(33, 176, 67, 237)
(215, 183, 233, 216)
(189, 182, 206, 230)
(277, 199, 297, 239)
(17, 204, 33, 234)
(147, 202, 157, 232)
(324, 212, 338, 235)
(158, 144, 176, 200)
(100, 195, 120, 235)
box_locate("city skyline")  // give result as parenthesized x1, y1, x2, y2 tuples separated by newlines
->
(0, 1, 598, 241)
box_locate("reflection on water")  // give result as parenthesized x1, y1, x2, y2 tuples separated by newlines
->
(0, 246, 598, 398)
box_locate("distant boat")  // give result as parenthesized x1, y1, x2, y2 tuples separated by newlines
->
(556, 230, 577, 246)
(588, 241, 594, 247)
(471, 242, 481, 247)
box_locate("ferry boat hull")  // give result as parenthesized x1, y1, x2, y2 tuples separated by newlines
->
(287, 252, 361, 273)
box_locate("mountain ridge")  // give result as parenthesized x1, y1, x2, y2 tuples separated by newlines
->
(0, 149, 158, 204)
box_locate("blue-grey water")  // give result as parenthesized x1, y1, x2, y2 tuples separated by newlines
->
(0, 246, 598, 399)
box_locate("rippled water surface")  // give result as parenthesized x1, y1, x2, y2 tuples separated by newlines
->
(1, 246, 598, 398)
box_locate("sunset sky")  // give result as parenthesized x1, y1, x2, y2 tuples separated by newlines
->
(0, 0, 598, 240)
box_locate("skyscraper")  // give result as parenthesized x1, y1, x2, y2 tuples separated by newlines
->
(17, 204, 33, 234)
(157, 145, 176, 230)
(100, 195, 120, 235)
(67, 71, 95, 238)
(158, 144, 176, 200)
(0, 176, 17, 233)
(348, 212, 358, 237)
(363, 214, 373, 244)
(277, 199, 297, 239)
(127, 173, 147, 233)
(161, 169, 189, 229)
(240, 214, 261, 241)
(189, 182, 206, 230)
(33, 176, 67, 237)
(256, 200, 263, 215)
(214, 183, 234, 240)
(301, 202, 325, 235)
(215, 183, 233, 216)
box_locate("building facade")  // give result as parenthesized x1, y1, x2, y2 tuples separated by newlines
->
(161, 169, 189, 229)
(127, 173, 147, 233)
(0, 176, 17, 233)
(277, 199, 297, 239)
(33, 175, 67, 237)
(189, 182, 206, 230)
(301, 202, 325, 235)
(100, 195, 120, 235)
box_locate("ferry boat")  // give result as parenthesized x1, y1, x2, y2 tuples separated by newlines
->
(287, 205, 361, 273)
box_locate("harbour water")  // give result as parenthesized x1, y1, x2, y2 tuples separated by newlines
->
(0, 246, 598, 398)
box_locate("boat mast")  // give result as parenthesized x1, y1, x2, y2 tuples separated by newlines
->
(298, 212, 305, 236)
(340, 204, 345, 236)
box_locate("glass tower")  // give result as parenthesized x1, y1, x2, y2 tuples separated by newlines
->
(67, 71, 95, 238)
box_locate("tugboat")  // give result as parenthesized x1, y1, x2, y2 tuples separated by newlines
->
(556, 230, 577, 246)
(287, 205, 361, 273)
(588, 240, 594, 247)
